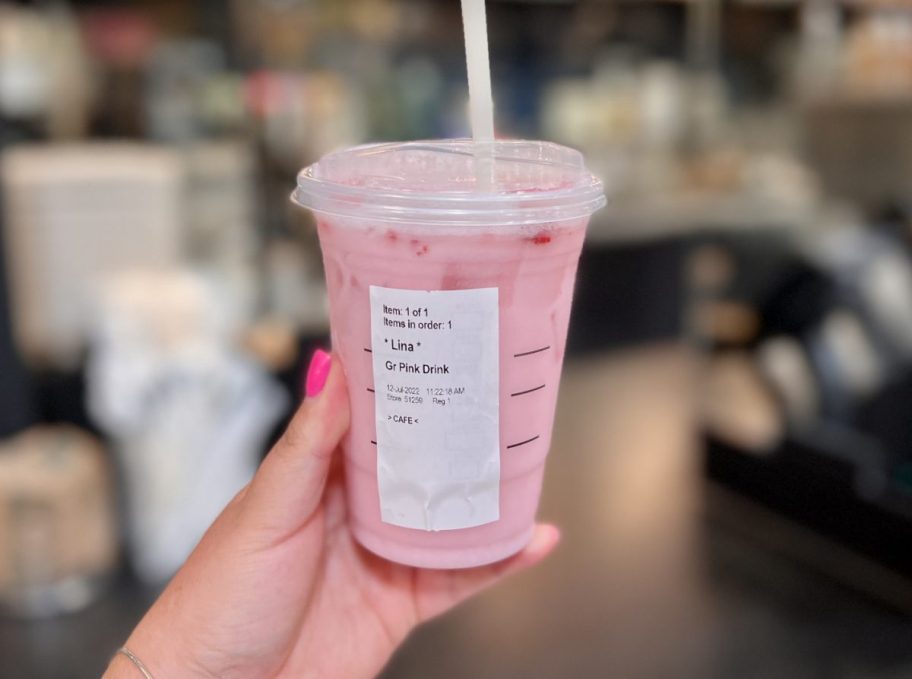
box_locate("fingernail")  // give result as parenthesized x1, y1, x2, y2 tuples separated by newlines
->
(305, 349, 332, 398)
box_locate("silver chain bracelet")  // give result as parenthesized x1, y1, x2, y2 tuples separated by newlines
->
(115, 647, 155, 679)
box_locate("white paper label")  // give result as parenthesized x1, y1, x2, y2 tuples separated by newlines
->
(370, 286, 500, 531)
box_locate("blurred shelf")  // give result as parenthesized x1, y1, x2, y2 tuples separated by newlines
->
(588, 191, 816, 245)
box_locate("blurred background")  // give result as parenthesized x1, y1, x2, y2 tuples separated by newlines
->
(3, 0, 912, 677)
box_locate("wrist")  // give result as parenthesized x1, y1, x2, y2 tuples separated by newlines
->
(103, 652, 142, 679)
(119, 615, 214, 679)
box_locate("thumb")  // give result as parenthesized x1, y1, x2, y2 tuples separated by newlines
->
(242, 350, 350, 543)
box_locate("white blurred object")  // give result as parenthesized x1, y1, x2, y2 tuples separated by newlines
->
(757, 336, 820, 428)
(183, 141, 259, 329)
(1, 144, 184, 369)
(87, 269, 287, 584)
(0, 7, 51, 119)
(809, 226, 912, 362)
(790, 0, 843, 102)
(184, 141, 256, 265)
(818, 310, 883, 400)
(541, 78, 600, 150)
(859, 251, 912, 358)
(685, 71, 729, 150)
(0, 6, 92, 136)
(640, 62, 686, 151)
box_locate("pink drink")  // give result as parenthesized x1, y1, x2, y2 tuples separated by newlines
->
(294, 140, 604, 569)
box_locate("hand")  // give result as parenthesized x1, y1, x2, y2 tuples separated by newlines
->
(105, 351, 560, 679)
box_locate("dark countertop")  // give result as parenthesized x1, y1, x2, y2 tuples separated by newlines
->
(4, 347, 912, 679)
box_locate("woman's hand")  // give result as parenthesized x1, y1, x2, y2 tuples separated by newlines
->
(105, 351, 560, 679)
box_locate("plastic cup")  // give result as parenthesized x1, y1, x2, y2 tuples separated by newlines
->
(293, 139, 605, 569)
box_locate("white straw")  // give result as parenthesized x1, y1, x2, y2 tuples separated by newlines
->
(460, 0, 495, 186)
(461, 0, 495, 141)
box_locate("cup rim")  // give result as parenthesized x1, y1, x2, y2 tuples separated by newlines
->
(292, 139, 607, 227)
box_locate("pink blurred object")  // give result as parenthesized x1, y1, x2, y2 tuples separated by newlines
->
(81, 10, 157, 68)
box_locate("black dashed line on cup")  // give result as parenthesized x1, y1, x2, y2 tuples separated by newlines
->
(513, 346, 550, 358)
(507, 435, 540, 450)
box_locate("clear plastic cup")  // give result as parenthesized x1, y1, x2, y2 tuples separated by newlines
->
(293, 139, 605, 569)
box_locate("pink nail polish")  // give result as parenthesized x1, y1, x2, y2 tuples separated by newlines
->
(305, 349, 332, 398)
